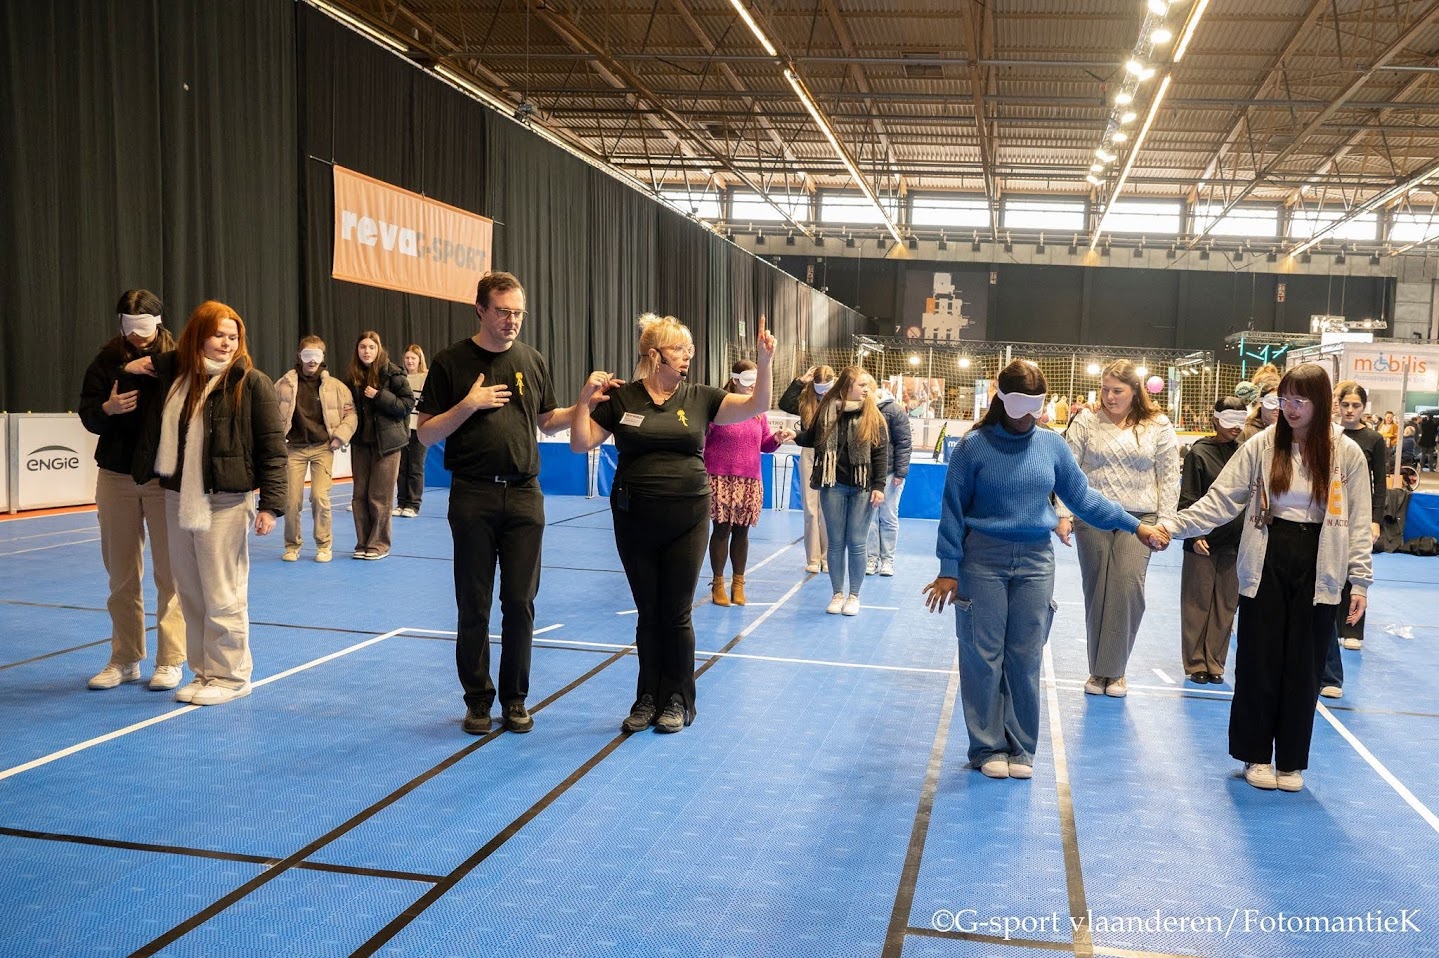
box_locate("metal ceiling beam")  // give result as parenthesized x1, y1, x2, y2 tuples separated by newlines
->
(959, 0, 999, 238)
(1189, 0, 1439, 246)
(819, 0, 904, 196)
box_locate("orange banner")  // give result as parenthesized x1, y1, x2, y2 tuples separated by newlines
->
(332, 166, 493, 304)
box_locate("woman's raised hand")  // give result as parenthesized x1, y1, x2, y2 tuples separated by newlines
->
(756, 314, 776, 363)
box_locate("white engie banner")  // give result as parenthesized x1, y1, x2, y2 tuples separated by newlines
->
(1343, 345, 1439, 392)
(11, 414, 100, 511)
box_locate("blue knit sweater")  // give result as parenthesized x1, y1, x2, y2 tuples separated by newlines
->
(937, 423, 1141, 579)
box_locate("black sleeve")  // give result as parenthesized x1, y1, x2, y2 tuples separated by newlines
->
(78, 352, 115, 435)
(792, 423, 816, 448)
(248, 373, 289, 516)
(889, 407, 912, 478)
(417, 357, 452, 417)
(1365, 435, 1387, 517)
(778, 379, 805, 416)
(870, 420, 890, 492)
(537, 352, 559, 414)
(372, 367, 414, 421)
(1178, 444, 1207, 511)
(590, 390, 619, 432)
(703, 384, 726, 424)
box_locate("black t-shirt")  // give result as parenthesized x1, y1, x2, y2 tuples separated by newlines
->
(418, 338, 557, 479)
(590, 379, 727, 498)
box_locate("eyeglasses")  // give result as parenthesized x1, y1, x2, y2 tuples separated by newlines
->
(1277, 397, 1312, 410)
(661, 344, 696, 358)
(490, 307, 527, 321)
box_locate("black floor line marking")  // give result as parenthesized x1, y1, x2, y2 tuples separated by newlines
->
(0, 598, 110, 613)
(347, 587, 799, 956)
(547, 507, 614, 526)
(126, 648, 631, 958)
(0, 639, 115, 672)
(881, 657, 961, 958)
(0, 827, 442, 884)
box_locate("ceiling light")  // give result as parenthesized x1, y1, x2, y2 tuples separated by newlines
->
(1151, 27, 1173, 44)
(1138, 67, 1156, 81)
(909, 354, 922, 367)
(1174, 0, 1212, 62)
(311, 0, 408, 52)
(1086, 362, 1102, 376)
(727, 0, 778, 57)
(1120, 111, 1138, 124)
(1148, 0, 1169, 14)
(1089, 74, 1173, 249)
(1115, 92, 1134, 106)
(1090, 163, 1104, 172)
(1095, 148, 1116, 162)
(1112, 131, 1129, 143)
(1136, 366, 1149, 377)
(1126, 60, 1146, 76)
(958, 357, 971, 369)
(1087, 174, 1104, 186)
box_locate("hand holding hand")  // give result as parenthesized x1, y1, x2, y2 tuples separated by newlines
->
(1346, 593, 1367, 626)
(1055, 516, 1073, 547)
(922, 577, 962, 613)
(755, 314, 775, 363)
(364, 385, 379, 399)
(774, 429, 795, 444)
(465, 373, 511, 410)
(254, 510, 276, 536)
(1136, 523, 1170, 551)
(103, 381, 139, 416)
(124, 356, 156, 377)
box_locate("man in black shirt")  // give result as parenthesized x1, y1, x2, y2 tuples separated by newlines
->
(417, 271, 579, 735)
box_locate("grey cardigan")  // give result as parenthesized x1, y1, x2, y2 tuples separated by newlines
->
(1162, 423, 1373, 604)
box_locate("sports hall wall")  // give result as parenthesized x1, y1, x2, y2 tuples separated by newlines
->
(0, 1, 862, 413)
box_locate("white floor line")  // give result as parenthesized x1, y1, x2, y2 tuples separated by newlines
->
(0, 525, 100, 544)
(860, 605, 900, 611)
(1152, 668, 1176, 685)
(1041, 641, 1093, 955)
(616, 610, 637, 615)
(0, 536, 102, 558)
(0, 627, 407, 782)
(1318, 704, 1439, 836)
(747, 539, 799, 573)
(485, 623, 564, 639)
(1049, 677, 1234, 698)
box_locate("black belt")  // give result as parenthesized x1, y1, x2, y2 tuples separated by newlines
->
(1270, 517, 1321, 533)
(461, 473, 532, 485)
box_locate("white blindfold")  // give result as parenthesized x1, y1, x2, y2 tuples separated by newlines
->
(731, 370, 758, 388)
(120, 313, 161, 337)
(995, 389, 1047, 420)
(812, 380, 834, 395)
(1215, 409, 1248, 430)
(1260, 393, 1280, 411)
(299, 349, 325, 365)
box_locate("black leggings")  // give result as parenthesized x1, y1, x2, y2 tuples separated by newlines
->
(611, 491, 709, 718)
(708, 521, 751, 577)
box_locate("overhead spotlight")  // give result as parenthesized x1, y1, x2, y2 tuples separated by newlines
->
(1136, 365, 1149, 377)
(1151, 27, 1173, 44)
(1036, 241, 1046, 253)
(1267, 250, 1278, 263)
(1003, 240, 1014, 253)
(1115, 92, 1134, 106)
(1198, 248, 1210, 261)
(1087, 174, 1104, 186)
(1120, 112, 1138, 124)
(1095, 148, 1117, 162)
(938, 234, 949, 251)
(972, 240, 983, 252)
(1101, 243, 1112, 257)
(907, 236, 918, 250)
(815, 232, 825, 247)
(1232, 249, 1245, 263)
(845, 235, 856, 248)
(786, 232, 796, 246)
(958, 356, 971, 369)
(1140, 68, 1156, 80)
(1148, 0, 1169, 14)
(1300, 252, 1312, 264)
(877, 236, 886, 248)
(1370, 253, 1382, 265)
(1112, 131, 1129, 143)
(909, 354, 922, 366)
(1126, 59, 1146, 76)
(1086, 362, 1102, 376)
(756, 231, 765, 245)
(1335, 250, 1347, 264)
(1166, 247, 1177, 260)
(1090, 163, 1104, 173)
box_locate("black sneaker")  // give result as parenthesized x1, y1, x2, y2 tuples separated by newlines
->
(621, 694, 657, 733)
(462, 707, 492, 735)
(654, 695, 688, 734)
(503, 701, 534, 733)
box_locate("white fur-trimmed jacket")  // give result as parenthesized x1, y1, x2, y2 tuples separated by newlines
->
(1162, 423, 1373, 604)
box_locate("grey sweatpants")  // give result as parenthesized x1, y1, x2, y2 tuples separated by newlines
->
(1075, 514, 1155, 679)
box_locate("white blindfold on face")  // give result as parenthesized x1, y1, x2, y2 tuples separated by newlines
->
(995, 389, 1046, 420)
(299, 348, 324, 365)
(1215, 409, 1248, 430)
(120, 313, 161, 338)
(731, 370, 758, 388)
(812, 380, 834, 395)
(1260, 393, 1280, 411)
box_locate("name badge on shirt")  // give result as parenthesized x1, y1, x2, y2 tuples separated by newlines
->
(620, 412, 645, 427)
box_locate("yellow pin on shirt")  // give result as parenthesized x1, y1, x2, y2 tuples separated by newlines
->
(676, 410, 689, 427)
(515, 372, 525, 396)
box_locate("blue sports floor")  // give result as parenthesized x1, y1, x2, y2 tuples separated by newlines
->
(2, 486, 1437, 957)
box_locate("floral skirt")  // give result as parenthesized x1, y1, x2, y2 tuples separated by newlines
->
(709, 475, 764, 526)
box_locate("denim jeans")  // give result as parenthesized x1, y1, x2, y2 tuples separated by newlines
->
(1321, 626, 1343, 689)
(954, 529, 1057, 767)
(866, 476, 905, 563)
(820, 484, 873, 595)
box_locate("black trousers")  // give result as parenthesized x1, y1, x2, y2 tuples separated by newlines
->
(1230, 519, 1340, 771)
(611, 491, 709, 718)
(448, 476, 544, 711)
(398, 430, 426, 510)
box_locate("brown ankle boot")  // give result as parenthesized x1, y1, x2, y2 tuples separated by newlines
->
(731, 574, 746, 605)
(711, 576, 730, 606)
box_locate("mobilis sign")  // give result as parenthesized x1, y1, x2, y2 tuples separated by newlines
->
(1348, 348, 1439, 390)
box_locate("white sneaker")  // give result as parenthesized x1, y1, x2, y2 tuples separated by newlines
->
(1276, 769, 1304, 792)
(979, 756, 1010, 779)
(878, 559, 895, 577)
(315, 549, 332, 563)
(842, 594, 861, 616)
(1104, 676, 1128, 698)
(1007, 761, 1033, 780)
(192, 684, 252, 706)
(149, 665, 184, 691)
(820, 559, 829, 573)
(174, 679, 206, 704)
(282, 548, 299, 562)
(1341, 637, 1362, 651)
(805, 561, 821, 574)
(1243, 762, 1278, 790)
(826, 593, 846, 614)
(88, 662, 141, 690)
(1320, 685, 1343, 699)
(1084, 675, 1106, 695)
(865, 557, 878, 576)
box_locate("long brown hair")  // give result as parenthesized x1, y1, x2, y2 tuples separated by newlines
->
(1101, 359, 1161, 431)
(797, 364, 836, 426)
(1271, 363, 1334, 509)
(812, 366, 886, 447)
(724, 358, 757, 394)
(349, 330, 391, 393)
(115, 289, 176, 353)
(404, 343, 428, 373)
(980, 360, 1047, 430)
(169, 300, 252, 420)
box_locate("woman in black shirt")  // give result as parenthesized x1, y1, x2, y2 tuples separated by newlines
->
(347, 331, 414, 560)
(571, 313, 777, 733)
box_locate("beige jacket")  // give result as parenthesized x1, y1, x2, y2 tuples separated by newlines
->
(274, 369, 357, 446)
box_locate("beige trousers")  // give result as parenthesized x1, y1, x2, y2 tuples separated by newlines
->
(166, 490, 254, 689)
(284, 444, 334, 550)
(799, 446, 828, 564)
(94, 468, 185, 667)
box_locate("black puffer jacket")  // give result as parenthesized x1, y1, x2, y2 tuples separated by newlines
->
(133, 353, 288, 516)
(78, 334, 176, 475)
(352, 361, 414, 455)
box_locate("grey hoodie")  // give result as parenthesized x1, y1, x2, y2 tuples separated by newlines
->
(1162, 423, 1373, 604)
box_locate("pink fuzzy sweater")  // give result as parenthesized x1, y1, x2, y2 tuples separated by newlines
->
(704, 415, 780, 480)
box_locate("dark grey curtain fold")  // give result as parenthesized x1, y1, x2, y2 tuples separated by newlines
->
(587, 171, 659, 382)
